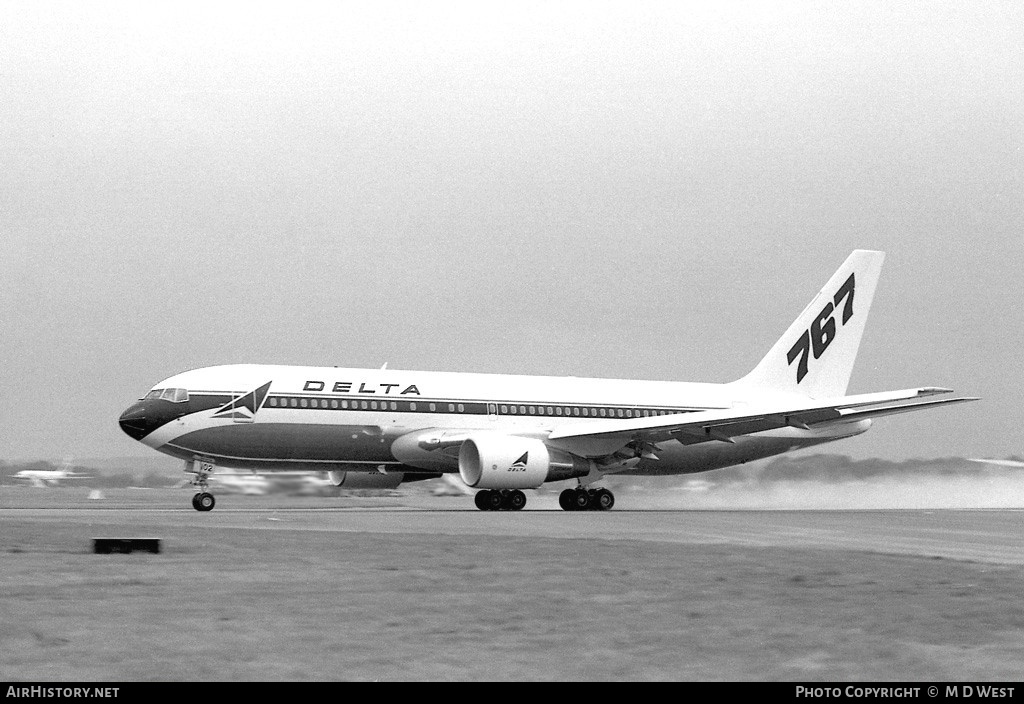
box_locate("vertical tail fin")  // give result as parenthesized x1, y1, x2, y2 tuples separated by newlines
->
(732, 250, 885, 399)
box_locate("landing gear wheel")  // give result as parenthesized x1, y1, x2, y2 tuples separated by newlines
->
(595, 488, 615, 511)
(193, 492, 216, 512)
(486, 490, 505, 511)
(559, 489, 577, 511)
(475, 489, 529, 511)
(572, 488, 592, 511)
(559, 487, 615, 511)
(506, 490, 527, 511)
(474, 490, 491, 511)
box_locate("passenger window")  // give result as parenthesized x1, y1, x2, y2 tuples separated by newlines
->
(448, 403, 455, 412)
(391, 402, 398, 410)
(410, 402, 417, 411)
(500, 405, 507, 414)
(458, 404, 464, 412)
(430, 403, 436, 411)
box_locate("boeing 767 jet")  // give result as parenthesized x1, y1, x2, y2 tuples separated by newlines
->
(119, 250, 976, 511)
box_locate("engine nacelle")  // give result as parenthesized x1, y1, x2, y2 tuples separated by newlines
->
(458, 433, 589, 490)
(327, 470, 404, 489)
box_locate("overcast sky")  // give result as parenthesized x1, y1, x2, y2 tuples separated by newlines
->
(2, 1, 1021, 463)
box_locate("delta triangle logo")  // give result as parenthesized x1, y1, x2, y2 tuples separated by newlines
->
(510, 452, 529, 471)
(213, 381, 273, 420)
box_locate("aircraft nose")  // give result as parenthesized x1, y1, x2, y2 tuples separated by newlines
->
(118, 403, 151, 441)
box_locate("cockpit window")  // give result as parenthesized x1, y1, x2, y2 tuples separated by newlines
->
(147, 388, 189, 403)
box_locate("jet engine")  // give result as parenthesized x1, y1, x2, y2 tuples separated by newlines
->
(458, 433, 589, 490)
(327, 471, 404, 489)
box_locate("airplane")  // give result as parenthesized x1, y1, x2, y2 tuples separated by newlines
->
(209, 469, 270, 495)
(966, 459, 1024, 468)
(118, 250, 977, 512)
(11, 460, 92, 488)
(209, 469, 338, 496)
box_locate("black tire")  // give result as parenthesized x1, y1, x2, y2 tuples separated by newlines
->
(559, 489, 576, 511)
(572, 489, 591, 511)
(191, 493, 202, 511)
(474, 490, 491, 511)
(595, 488, 615, 511)
(506, 490, 527, 511)
(486, 490, 505, 511)
(197, 492, 216, 511)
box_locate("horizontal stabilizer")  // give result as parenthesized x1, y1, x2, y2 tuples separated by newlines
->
(832, 396, 980, 423)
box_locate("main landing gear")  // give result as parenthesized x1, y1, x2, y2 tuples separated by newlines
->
(559, 487, 615, 511)
(472, 487, 617, 511)
(474, 489, 527, 511)
(185, 459, 217, 512)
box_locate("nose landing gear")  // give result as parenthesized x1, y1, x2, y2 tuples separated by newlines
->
(191, 492, 216, 511)
(185, 459, 217, 511)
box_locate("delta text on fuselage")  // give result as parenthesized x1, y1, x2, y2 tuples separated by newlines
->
(301, 381, 421, 395)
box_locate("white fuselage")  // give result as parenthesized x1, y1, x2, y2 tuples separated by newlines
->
(123, 364, 869, 477)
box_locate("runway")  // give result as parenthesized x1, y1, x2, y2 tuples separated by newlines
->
(4, 487, 1024, 680)
(4, 488, 1023, 565)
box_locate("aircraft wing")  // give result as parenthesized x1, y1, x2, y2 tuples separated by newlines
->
(546, 387, 978, 455)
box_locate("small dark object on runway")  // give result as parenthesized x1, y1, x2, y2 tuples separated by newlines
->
(93, 538, 161, 554)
